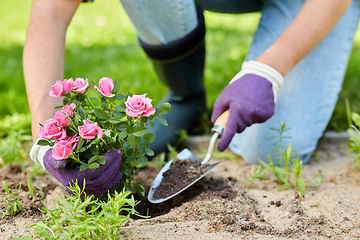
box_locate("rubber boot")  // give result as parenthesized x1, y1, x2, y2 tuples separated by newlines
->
(139, 8, 206, 157)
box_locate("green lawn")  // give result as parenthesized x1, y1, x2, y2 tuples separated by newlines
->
(1, 0, 360, 132)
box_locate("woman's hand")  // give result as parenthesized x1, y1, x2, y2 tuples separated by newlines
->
(43, 148, 123, 195)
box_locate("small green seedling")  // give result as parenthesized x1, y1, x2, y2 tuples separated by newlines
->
(345, 99, 360, 169)
(1, 180, 22, 217)
(243, 123, 311, 197)
(10, 236, 33, 240)
(31, 179, 146, 239)
(27, 171, 34, 199)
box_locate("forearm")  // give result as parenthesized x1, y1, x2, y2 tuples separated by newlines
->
(23, 0, 81, 142)
(256, 0, 351, 76)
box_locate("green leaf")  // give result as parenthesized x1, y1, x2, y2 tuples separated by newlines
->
(118, 130, 127, 140)
(76, 138, 84, 152)
(97, 156, 106, 165)
(37, 139, 50, 146)
(346, 98, 352, 127)
(95, 108, 109, 120)
(101, 98, 107, 105)
(126, 136, 137, 148)
(144, 133, 156, 143)
(297, 178, 306, 196)
(274, 167, 291, 175)
(79, 147, 86, 153)
(139, 156, 148, 165)
(117, 122, 129, 131)
(79, 106, 87, 119)
(104, 129, 111, 137)
(157, 117, 168, 126)
(113, 78, 120, 94)
(88, 155, 98, 164)
(2, 180, 10, 195)
(352, 112, 360, 127)
(126, 125, 134, 134)
(27, 171, 34, 198)
(113, 111, 125, 119)
(132, 126, 148, 137)
(88, 163, 99, 169)
(134, 181, 145, 197)
(109, 117, 121, 124)
(115, 104, 126, 112)
(10, 237, 33, 240)
(80, 164, 88, 171)
(145, 148, 154, 156)
(277, 183, 293, 191)
(150, 121, 155, 128)
(159, 103, 171, 115)
(125, 155, 136, 163)
(116, 94, 126, 101)
(258, 158, 271, 169)
(125, 147, 134, 156)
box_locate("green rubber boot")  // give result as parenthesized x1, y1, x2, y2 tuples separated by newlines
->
(139, 9, 206, 157)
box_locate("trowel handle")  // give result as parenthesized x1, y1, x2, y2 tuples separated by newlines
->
(202, 110, 229, 164)
(211, 110, 229, 136)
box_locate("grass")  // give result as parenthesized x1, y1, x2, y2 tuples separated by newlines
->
(1, 0, 360, 132)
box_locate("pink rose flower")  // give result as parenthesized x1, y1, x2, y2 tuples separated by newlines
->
(53, 111, 70, 126)
(72, 78, 89, 93)
(52, 140, 73, 160)
(49, 81, 64, 97)
(63, 77, 74, 94)
(63, 134, 80, 149)
(62, 103, 76, 117)
(78, 120, 103, 140)
(39, 118, 67, 140)
(94, 77, 114, 97)
(125, 94, 156, 118)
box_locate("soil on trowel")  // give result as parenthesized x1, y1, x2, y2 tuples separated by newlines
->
(133, 165, 237, 218)
(152, 157, 212, 200)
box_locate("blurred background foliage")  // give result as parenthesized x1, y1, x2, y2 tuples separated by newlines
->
(1, 0, 360, 164)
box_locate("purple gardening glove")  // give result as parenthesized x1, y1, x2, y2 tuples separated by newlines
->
(43, 148, 123, 195)
(211, 61, 284, 151)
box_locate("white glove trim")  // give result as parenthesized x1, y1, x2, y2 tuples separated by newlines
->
(30, 137, 51, 169)
(229, 60, 284, 101)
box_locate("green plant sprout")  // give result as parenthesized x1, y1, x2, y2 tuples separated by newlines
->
(1, 180, 22, 217)
(268, 122, 292, 164)
(31, 179, 146, 240)
(27, 171, 34, 199)
(345, 98, 360, 169)
(243, 122, 312, 197)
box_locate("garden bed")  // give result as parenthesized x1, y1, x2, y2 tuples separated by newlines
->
(1, 136, 360, 239)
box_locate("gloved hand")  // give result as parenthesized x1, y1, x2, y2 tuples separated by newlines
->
(211, 61, 284, 151)
(42, 148, 123, 196)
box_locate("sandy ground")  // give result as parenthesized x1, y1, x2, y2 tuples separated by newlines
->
(1, 134, 360, 240)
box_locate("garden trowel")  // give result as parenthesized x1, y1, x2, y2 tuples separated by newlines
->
(148, 111, 229, 204)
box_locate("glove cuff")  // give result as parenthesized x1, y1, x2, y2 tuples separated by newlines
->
(229, 60, 284, 101)
(30, 137, 51, 169)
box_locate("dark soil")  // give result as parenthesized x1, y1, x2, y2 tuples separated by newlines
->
(151, 157, 212, 200)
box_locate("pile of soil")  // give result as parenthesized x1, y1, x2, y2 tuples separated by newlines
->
(1, 136, 360, 239)
(151, 157, 211, 200)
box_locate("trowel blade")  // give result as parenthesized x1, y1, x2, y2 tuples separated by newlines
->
(147, 148, 221, 204)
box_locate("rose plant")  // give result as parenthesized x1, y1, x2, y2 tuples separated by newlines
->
(38, 76, 170, 194)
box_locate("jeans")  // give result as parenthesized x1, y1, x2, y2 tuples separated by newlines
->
(119, 0, 360, 164)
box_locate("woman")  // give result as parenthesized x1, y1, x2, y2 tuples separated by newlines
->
(26, 0, 359, 194)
